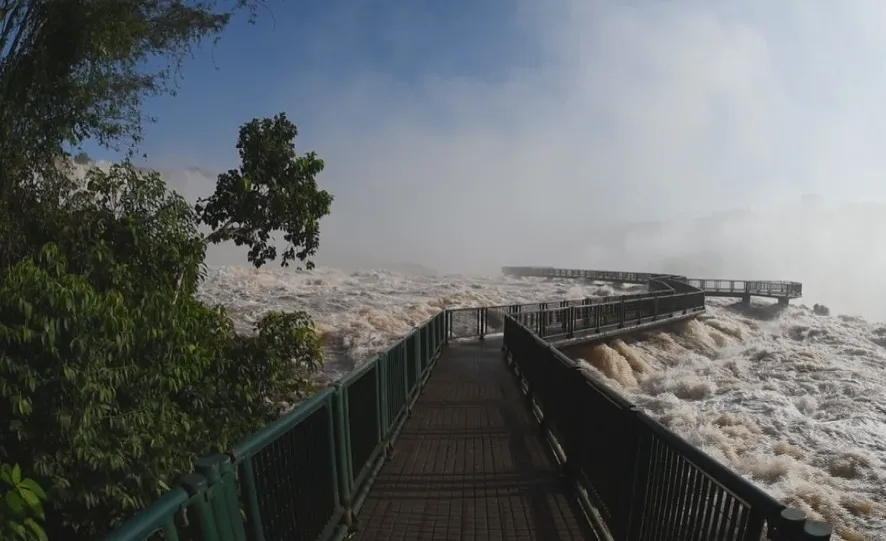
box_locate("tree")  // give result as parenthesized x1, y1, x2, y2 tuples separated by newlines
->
(197, 113, 333, 269)
(0, 0, 265, 271)
(0, 0, 250, 159)
(0, 462, 48, 541)
(0, 115, 330, 537)
(0, 1, 338, 537)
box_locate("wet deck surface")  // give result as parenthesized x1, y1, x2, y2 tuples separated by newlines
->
(350, 339, 598, 541)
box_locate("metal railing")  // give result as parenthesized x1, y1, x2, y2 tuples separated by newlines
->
(503, 313, 832, 541)
(104, 268, 825, 541)
(509, 288, 704, 342)
(443, 289, 677, 341)
(685, 278, 803, 298)
(501, 266, 657, 283)
(444, 273, 702, 342)
(105, 312, 448, 541)
(502, 266, 804, 299)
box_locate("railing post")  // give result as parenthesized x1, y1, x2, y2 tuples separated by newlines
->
(195, 454, 242, 541)
(421, 324, 428, 372)
(236, 459, 265, 541)
(624, 408, 651, 541)
(567, 305, 575, 338)
(179, 473, 221, 541)
(561, 365, 585, 479)
(332, 384, 355, 528)
(378, 352, 390, 440)
(401, 342, 409, 410)
(479, 307, 486, 340)
(536, 347, 551, 433)
(219, 456, 248, 541)
(415, 327, 423, 378)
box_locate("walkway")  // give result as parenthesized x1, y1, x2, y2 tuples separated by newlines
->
(104, 268, 832, 541)
(351, 339, 596, 541)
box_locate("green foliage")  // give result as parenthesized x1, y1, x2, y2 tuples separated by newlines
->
(186, 311, 325, 440)
(0, 137, 329, 536)
(0, 462, 48, 541)
(0, 0, 267, 265)
(197, 113, 334, 269)
(72, 152, 91, 165)
(0, 0, 239, 158)
(1, 244, 220, 529)
(0, 0, 335, 538)
(62, 162, 208, 296)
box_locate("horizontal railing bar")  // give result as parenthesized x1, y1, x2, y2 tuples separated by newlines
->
(104, 267, 825, 541)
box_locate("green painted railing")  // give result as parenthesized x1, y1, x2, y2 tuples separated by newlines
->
(105, 312, 448, 541)
(102, 268, 825, 541)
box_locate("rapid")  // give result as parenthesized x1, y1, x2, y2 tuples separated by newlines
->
(200, 266, 886, 541)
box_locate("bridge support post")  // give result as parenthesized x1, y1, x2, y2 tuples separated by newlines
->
(778, 296, 790, 306)
(775, 507, 833, 540)
(741, 294, 751, 304)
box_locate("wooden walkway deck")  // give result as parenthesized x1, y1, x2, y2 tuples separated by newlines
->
(350, 339, 599, 541)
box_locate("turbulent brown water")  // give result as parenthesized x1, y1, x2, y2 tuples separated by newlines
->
(201, 267, 886, 541)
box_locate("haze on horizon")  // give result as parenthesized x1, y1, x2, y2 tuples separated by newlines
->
(83, 0, 886, 321)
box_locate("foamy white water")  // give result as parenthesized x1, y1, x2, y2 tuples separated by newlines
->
(200, 267, 885, 541)
(199, 266, 642, 382)
(572, 301, 886, 541)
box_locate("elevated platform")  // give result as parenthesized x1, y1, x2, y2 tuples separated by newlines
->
(105, 268, 831, 541)
(351, 339, 596, 541)
(501, 267, 803, 304)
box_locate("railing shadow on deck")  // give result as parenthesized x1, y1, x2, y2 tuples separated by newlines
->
(102, 268, 830, 541)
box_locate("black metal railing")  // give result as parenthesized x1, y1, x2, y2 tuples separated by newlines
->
(503, 314, 831, 541)
(444, 273, 705, 342)
(502, 266, 804, 299)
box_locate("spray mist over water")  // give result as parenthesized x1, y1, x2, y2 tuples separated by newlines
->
(68, 1, 886, 539)
(115, 3, 886, 537)
(201, 269, 886, 541)
(114, 1, 886, 324)
(571, 298, 886, 541)
(158, 158, 886, 322)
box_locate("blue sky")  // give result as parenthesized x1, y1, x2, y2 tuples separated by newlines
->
(89, 0, 546, 167)
(80, 0, 886, 317)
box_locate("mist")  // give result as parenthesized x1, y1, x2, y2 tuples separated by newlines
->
(151, 0, 886, 320)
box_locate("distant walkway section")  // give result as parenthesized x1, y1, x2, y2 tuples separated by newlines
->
(501, 266, 803, 305)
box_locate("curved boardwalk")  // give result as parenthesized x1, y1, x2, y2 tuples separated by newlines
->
(351, 339, 596, 541)
(105, 268, 833, 541)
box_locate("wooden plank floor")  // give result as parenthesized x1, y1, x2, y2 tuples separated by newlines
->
(350, 339, 598, 541)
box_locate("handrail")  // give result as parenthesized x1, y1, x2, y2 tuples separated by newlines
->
(103, 266, 827, 541)
(497, 266, 829, 541)
(501, 266, 803, 299)
(502, 309, 831, 541)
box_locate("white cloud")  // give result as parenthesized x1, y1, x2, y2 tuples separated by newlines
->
(160, 0, 886, 319)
